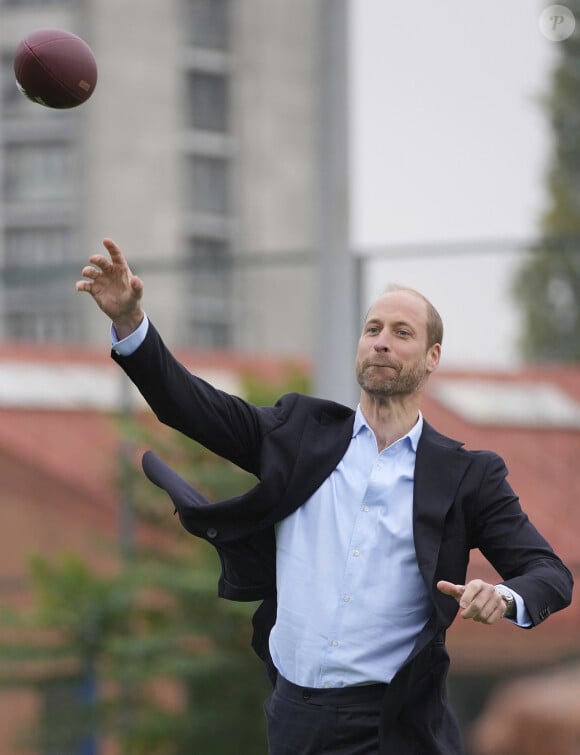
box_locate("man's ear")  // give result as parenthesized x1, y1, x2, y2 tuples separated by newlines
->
(426, 343, 441, 374)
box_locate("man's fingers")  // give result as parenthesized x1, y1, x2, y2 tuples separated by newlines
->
(461, 596, 504, 624)
(439, 579, 507, 625)
(80, 265, 100, 279)
(436, 581, 465, 602)
(130, 275, 144, 295)
(75, 263, 104, 293)
(102, 237, 125, 262)
(75, 238, 143, 326)
(460, 580, 491, 609)
(87, 254, 113, 272)
(457, 580, 505, 624)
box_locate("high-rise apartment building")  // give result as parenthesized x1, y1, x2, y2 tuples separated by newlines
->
(0, 0, 316, 355)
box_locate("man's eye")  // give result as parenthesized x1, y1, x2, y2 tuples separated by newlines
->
(396, 330, 411, 337)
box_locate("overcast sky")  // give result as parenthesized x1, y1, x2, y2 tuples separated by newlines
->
(350, 0, 560, 368)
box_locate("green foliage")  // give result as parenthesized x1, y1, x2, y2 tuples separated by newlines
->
(513, 11, 580, 361)
(0, 370, 309, 754)
(241, 366, 310, 407)
(0, 546, 269, 754)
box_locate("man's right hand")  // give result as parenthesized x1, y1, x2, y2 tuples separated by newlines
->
(76, 238, 145, 340)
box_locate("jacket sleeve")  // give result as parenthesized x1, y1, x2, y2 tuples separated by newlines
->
(111, 320, 283, 475)
(469, 451, 573, 626)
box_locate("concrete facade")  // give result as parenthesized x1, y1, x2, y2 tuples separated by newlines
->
(0, 0, 317, 356)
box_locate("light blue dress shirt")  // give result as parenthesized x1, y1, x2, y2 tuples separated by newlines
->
(111, 314, 150, 356)
(270, 409, 432, 688)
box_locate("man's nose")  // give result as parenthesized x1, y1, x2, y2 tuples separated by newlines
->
(374, 333, 391, 351)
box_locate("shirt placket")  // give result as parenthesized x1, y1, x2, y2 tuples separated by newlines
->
(319, 452, 383, 687)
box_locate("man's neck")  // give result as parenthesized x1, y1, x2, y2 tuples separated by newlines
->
(359, 393, 423, 452)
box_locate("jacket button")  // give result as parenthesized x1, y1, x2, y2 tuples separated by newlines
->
(206, 527, 218, 539)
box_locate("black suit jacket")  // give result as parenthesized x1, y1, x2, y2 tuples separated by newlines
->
(113, 322, 573, 754)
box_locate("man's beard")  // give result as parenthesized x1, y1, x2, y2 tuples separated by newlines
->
(356, 354, 428, 398)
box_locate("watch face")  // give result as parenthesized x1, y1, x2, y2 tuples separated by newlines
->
(495, 586, 514, 615)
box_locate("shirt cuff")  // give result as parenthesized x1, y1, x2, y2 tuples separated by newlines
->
(111, 314, 149, 356)
(506, 588, 533, 628)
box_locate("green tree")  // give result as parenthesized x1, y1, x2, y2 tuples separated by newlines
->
(513, 7, 580, 361)
(0, 370, 308, 754)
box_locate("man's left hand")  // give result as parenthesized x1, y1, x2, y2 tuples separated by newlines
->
(437, 579, 507, 624)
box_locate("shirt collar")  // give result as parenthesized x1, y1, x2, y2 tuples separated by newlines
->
(354, 405, 424, 452)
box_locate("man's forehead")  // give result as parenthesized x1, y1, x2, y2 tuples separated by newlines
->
(366, 290, 428, 322)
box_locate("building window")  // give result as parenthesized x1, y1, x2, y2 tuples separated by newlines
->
(3, 143, 76, 202)
(186, 318, 230, 349)
(3, 227, 79, 343)
(189, 235, 230, 277)
(1, 0, 71, 6)
(186, 71, 228, 132)
(183, 0, 230, 50)
(185, 236, 231, 348)
(4, 227, 74, 267)
(190, 155, 229, 215)
(4, 311, 78, 342)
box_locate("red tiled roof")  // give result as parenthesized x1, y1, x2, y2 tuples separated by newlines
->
(425, 367, 580, 569)
(0, 342, 309, 519)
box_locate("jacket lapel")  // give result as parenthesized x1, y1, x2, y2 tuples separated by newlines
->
(413, 422, 471, 591)
(281, 405, 355, 513)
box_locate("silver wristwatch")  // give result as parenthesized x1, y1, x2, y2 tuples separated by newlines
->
(495, 584, 515, 618)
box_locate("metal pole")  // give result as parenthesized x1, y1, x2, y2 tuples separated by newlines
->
(314, 0, 358, 407)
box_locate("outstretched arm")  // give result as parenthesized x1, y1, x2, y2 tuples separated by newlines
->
(75, 238, 145, 339)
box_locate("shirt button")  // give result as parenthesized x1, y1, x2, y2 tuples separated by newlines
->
(331, 640, 339, 647)
(353, 549, 360, 557)
(362, 506, 369, 512)
(343, 595, 351, 603)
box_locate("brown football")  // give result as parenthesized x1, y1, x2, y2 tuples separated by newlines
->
(13, 28, 97, 109)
